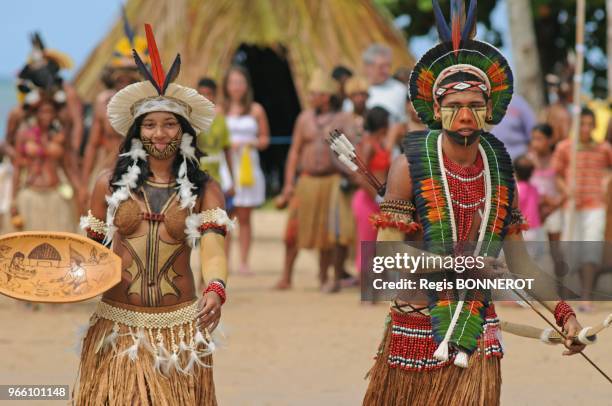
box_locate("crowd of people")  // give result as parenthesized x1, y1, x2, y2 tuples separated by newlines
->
(1, 33, 612, 308)
(0, 2, 608, 403)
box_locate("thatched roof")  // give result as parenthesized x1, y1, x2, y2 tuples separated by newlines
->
(74, 0, 414, 103)
(29, 243, 61, 261)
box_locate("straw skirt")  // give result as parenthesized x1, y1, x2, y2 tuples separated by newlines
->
(74, 299, 217, 406)
(363, 309, 502, 406)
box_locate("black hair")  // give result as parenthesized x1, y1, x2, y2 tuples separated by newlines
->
(331, 65, 353, 81)
(532, 123, 553, 138)
(364, 106, 390, 133)
(581, 107, 596, 120)
(513, 154, 534, 181)
(110, 113, 209, 196)
(197, 77, 217, 91)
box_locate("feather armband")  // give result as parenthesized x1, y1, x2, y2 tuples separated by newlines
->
(370, 200, 421, 234)
(507, 208, 529, 235)
(185, 208, 236, 247)
(80, 210, 108, 243)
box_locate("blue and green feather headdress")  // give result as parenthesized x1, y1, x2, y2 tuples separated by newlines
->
(409, 0, 514, 129)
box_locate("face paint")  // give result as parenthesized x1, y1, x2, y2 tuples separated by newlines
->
(445, 129, 483, 146)
(141, 135, 181, 159)
(439, 105, 488, 146)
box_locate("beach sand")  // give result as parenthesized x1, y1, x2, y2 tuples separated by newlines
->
(0, 209, 610, 405)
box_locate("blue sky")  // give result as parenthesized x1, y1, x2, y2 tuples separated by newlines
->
(2, 1, 512, 81)
(1, 0, 118, 79)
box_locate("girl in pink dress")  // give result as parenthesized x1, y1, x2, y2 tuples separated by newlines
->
(352, 107, 391, 272)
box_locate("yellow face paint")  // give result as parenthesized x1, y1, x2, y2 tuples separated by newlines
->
(440, 106, 488, 131)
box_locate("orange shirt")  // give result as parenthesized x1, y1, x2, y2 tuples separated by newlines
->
(552, 139, 612, 209)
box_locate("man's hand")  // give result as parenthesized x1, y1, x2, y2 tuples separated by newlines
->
(281, 183, 294, 200)
(562, 315, 586, 356)
(196, 291, 222, 332)
(472, 256, 509, 279)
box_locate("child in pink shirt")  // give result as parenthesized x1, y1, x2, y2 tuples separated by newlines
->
(514, 155, 543, 240)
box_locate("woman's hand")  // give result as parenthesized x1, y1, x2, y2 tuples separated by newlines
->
(562, 315, 586, 356)
(196, 291, 222, 332)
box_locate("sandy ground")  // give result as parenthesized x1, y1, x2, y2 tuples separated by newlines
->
(0, 209, 611, 405)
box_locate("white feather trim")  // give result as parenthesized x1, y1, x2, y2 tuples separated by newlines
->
(604, 314, 612, 328)
(577, 327, 596, 345)
(183, 349, 209, 374)
(540, 328, 555, 344)
(454, 350, 469, 368)
(119, 139, 148, 161)
(184, 208, 236, 247)
(180, 134, 197, 163)
(79, 216, 89, 231)
(163, 352, 180, 375)
(193, 329, 207, 347)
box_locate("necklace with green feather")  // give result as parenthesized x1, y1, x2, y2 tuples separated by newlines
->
(402, 129, 515, 364)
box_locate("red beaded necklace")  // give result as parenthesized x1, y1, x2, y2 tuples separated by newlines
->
(443, 153, 485, 242)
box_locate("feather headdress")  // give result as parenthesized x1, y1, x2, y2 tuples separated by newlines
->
(109, 6, 148, 69)
(409, 0, 513, 129)
(107, 24, 214, 136)
(17, 32, 72, 106)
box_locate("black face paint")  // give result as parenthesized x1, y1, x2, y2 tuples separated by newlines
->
(445, 129, 483, 146)
(141, 135, 181, 160)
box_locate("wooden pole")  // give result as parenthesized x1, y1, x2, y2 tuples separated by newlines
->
(607, 0, 612, 101)
(507, 0, 545, 111)
(566, 0, 586, 240)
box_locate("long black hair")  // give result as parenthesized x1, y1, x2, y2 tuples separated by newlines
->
(110, 113, 209, 196)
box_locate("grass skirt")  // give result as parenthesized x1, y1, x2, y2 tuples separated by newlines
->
(295, 174, 339, 250)
(74, 299, 217, 405)
(363, 309, 502, 406)
(16, 187, 76, 232)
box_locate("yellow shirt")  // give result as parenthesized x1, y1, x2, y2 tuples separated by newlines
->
(196, 115, 231, 183)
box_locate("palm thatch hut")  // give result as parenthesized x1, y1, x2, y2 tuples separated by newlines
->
(74, 0, 414, 192)
(75, 0, 413, 102)
(28, 243, 62, 267)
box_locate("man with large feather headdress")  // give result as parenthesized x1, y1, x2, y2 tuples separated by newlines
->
(362, 1, 585, 404)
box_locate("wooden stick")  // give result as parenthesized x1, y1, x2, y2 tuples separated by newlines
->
(512, 289, 612, 384)
(566, 0, 586, 239)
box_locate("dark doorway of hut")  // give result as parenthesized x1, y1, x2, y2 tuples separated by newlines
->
(232, 44, 301, 197)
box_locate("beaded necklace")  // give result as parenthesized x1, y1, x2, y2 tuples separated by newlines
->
(442, 153, 485, 242)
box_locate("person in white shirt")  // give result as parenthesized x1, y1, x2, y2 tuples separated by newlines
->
(362, 44, 408, 154)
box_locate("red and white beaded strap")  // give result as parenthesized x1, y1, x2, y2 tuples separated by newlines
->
(554, 301, 576, 327)
(204, 280, 226, 305)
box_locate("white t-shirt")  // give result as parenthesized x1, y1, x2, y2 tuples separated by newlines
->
(366, 78, 408, 124)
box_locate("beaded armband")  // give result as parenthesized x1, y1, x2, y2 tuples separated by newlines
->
(507, 207, 529, 235)
(80, 210, 108, 243)
(204, 280, 227, 305)
(185, 208, 236, 247)
(554, 301, 576, 327)
(370, 199, 421, 234)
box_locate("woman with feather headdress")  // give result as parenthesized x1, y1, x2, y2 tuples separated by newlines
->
(363, 1, 585, 404)
(81, 8, 148, 193)
(75, 24, 232, 405)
